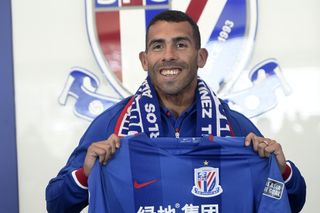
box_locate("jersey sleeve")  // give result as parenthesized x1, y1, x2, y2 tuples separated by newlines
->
(45, 98, 130, 213)
(223, 100, 306, 212)
(87, 161, 108, 213)
(256, 155, 291, 213)
(88, 139, 135, 213)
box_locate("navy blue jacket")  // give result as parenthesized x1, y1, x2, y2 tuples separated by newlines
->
(46, 97, 306, 213)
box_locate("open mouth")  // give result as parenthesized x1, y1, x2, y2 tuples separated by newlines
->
(160, 68, 181, 77)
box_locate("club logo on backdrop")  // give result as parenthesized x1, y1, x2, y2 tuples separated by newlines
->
(191, 166, 223, 198)
(59, 0, 292, 120)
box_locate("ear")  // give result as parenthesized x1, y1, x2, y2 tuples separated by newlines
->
(139, 51, 148, 71)
(197, 48, 208, 68)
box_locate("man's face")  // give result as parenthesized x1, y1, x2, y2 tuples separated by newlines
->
(139, 21, 207, 98)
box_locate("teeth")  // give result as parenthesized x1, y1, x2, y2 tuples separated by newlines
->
(161, 69, 179, 76)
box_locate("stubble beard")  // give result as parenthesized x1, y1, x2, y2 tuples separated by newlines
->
(149, 62, 198, 98)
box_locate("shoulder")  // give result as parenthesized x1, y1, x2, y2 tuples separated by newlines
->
(220, 99, 263, 137)
(91, 96, 132, 126)
(80, 96, 132, 143)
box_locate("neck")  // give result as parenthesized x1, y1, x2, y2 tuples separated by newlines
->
(158, 89, 196, 118)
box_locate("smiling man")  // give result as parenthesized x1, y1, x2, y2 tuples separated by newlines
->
(46, 10, 306, 213)
(139, 19, 208, 118)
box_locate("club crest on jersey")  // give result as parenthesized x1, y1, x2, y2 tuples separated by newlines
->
(191, 166, 223, 198)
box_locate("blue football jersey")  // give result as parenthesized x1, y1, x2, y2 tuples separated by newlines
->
(88, 134, 291, 213)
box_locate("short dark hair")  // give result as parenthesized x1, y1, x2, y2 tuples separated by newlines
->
(146, 10, 201, 49)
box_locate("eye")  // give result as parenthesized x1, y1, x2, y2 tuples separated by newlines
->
(150, 42, 163, 51)
(176, 41, 188, 48)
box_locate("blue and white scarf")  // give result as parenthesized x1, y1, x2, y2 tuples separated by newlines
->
(115, 77, 233, 138)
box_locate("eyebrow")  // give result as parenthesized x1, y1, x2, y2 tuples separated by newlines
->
(173, 36, 192, 44)
(147, 36, 192, 49)
(147, 38, 165, 49)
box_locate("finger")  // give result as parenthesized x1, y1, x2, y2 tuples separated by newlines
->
(102, 146, 111, 165)
(89, 145, 108, 164)
(260, 138, 274, 157)
(252, 136, 261, 152)
(110, 142, 116, 156)
(265, 142, 284, 159)
(254, 136, 271, 151)
(244, 132, 256, 146)
(92, 140, 117, 154)
(102, 140, 119, 165)
(87, 135, 121, 166)
(265, 141, 287, 173)
(86, 145, 108, 165)
(257, 142, 268, 157)
(115, 138, 120, 149)
(88, 144, 106, 157)
(109, 134, 121, 149)
(84, 139, 119, 175)
(264, 140, 276, 154)
(109, 136, 119, 154)
(84, 144, 107, 176)
(94, 146, 109, 164)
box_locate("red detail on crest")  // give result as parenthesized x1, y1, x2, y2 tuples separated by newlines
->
(121, 0, 143, 6)
(96, 11, 123, 81)
(198, 180, 202, 189)
(186, 0, 207, 23)
(207, 171, 215, 186)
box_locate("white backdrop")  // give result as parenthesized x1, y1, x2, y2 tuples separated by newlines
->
(12, 0, 319, 212)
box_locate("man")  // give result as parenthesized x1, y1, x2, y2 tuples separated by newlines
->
(46, 10, 306, 213)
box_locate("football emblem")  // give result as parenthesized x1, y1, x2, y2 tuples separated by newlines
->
(59, 0, 291, 120)
(191, 166, 223, 197)
(87, 0, 257, 95)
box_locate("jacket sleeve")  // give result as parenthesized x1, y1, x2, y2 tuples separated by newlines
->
(45, 168, 89, 213)
(285, 161, 307, 213)
(223, 102, 306, 212)
(45, 98, 128, 213)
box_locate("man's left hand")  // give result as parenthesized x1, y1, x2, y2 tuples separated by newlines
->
(245, 132, 286, 174)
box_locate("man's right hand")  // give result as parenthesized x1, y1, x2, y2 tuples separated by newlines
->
(83, 134, 120, 177)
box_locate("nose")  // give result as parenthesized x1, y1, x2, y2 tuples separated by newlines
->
(162, 45, 177, 61)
